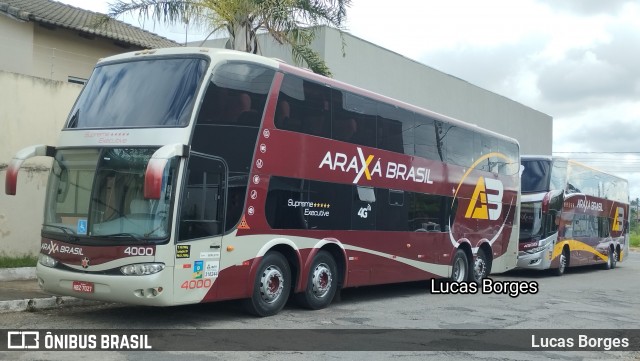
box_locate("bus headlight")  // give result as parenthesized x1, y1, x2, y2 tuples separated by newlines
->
(526, 238, 553, 254)
(120, 263, 165, 276)
(38, 254, 58, 268)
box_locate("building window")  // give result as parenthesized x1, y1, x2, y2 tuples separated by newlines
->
(67, 76, 87, 85)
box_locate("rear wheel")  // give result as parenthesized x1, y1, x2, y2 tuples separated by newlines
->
(604, 247, 617, 270)
(554, 248, 568, 276)
(296, 250, 338, 310)
(471, 248, 489, 283)
(451, 249, 469, 282)
(244, 252, 291, 317)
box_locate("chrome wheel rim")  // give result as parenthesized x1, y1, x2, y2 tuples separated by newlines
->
(311, 263, 332, 298)
(259, 265, 284, 304)
(474, 258, 486, 282)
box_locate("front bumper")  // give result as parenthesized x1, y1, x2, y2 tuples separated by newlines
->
(36, 263, 174, 306)
(517, 246, 553, 270)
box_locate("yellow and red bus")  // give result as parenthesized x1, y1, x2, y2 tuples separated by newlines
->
(518, 156, 629, 275)
(6, 48, 520, 316)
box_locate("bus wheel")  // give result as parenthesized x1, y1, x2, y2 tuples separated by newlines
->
(244, 252, 291, 317)
(451, 249, 469, 282)
(554, 248, 568, 276)
(604, 247, 617, 270)
(296, 250, 338, 310)
(471, 249, 489, 283)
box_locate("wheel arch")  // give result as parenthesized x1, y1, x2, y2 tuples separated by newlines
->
(248, 238, 301, 297)
(295, 238, 347, 293)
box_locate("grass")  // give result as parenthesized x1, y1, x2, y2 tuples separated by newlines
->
(0, 254, 38, 268)
(631, 232, 640, 248)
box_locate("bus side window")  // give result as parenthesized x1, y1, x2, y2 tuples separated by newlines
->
(377, 104, 414, 155)
(276, 74, 330, 137)
(332, 90, 376, 147)
(178, 155, 225, 241)
(414, 115, 440, 161)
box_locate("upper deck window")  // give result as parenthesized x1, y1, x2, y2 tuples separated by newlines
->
(66, 57, 208, 129)
(521, 159, 552, 193)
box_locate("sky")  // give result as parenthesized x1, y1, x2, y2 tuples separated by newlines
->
(59, 0, 640, 201)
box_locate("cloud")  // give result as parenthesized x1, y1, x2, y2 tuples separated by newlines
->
(536, 24, 640, 112)
(537, 0, 632, 15)
(418, 37, 547, 94)
(537, 50, 632, 104)
(557, 119, 640, 153)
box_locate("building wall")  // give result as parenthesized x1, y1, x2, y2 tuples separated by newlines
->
(199, 26, 552, 155)
(0, 15, 143, 83)
(0, 71, 81, 256)
(30, 25, 137, 82)
(0, 15, 34, 76)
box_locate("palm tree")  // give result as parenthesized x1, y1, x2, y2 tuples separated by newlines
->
(108, 0, 351, 76)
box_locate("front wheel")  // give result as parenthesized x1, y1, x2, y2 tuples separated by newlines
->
(296, 250, 338, 310)
(244, 252, 291, 317)
(451, 249, 469, 282)
(554, 248, 568, 276)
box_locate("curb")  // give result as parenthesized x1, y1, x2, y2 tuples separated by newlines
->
(0, 296, 104, 314)
(0, 267, 36, 281)
(0, 267, 104, 313)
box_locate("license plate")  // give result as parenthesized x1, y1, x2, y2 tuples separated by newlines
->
(72, 281, 94, 293)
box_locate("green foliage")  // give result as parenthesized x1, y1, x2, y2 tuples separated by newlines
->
(108, 0, 352, 77)
(0, 254, 38, 268)
(631, 230, 640, 248)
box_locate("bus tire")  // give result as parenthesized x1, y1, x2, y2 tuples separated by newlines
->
(471, 248, 489, 283)
(604, 247, 616, 270)
(296, 250, 338, 310)
(554, 248, 568, 276)
(244, 252, 291, 317)
(451, 249, 469, 282)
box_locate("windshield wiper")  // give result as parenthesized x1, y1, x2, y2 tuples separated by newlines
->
(98, 232, 147, 243)
(42, 224, 79, 243)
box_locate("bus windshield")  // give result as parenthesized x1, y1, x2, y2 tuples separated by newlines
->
(519, 201, 544, 241)
(44, 148, 176, 241)
(521, 159, 551, 193)
(66, 57, 208, 128)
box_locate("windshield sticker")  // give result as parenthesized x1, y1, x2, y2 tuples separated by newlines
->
(77, 219, 87, 235)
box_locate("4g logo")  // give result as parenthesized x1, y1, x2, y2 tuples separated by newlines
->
(465, 177, 504, 221)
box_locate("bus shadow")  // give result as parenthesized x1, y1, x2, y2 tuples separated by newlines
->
(334, 281, 429, 304)
(499, 264, 610, 279)
(55, 281, 433, 325)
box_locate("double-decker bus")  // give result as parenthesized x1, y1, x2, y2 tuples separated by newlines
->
(6, 48, 520, 316)
(518, 156, 629, 275)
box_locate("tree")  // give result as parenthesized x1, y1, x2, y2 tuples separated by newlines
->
(108, 0, 351, 77)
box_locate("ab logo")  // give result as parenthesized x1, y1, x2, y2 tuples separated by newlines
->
(465, 177, 504, 220)
(612, 207, 624, 232)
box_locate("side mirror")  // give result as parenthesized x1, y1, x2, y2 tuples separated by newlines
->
(5, 145, 55, 195)
(144, 144, 188, 199)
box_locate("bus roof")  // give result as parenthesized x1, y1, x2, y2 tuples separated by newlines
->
(97, 47, 519, 149)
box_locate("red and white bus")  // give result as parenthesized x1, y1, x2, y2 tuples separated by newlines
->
(6, 48, 520, 316)
(518, 156, 629, 275)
